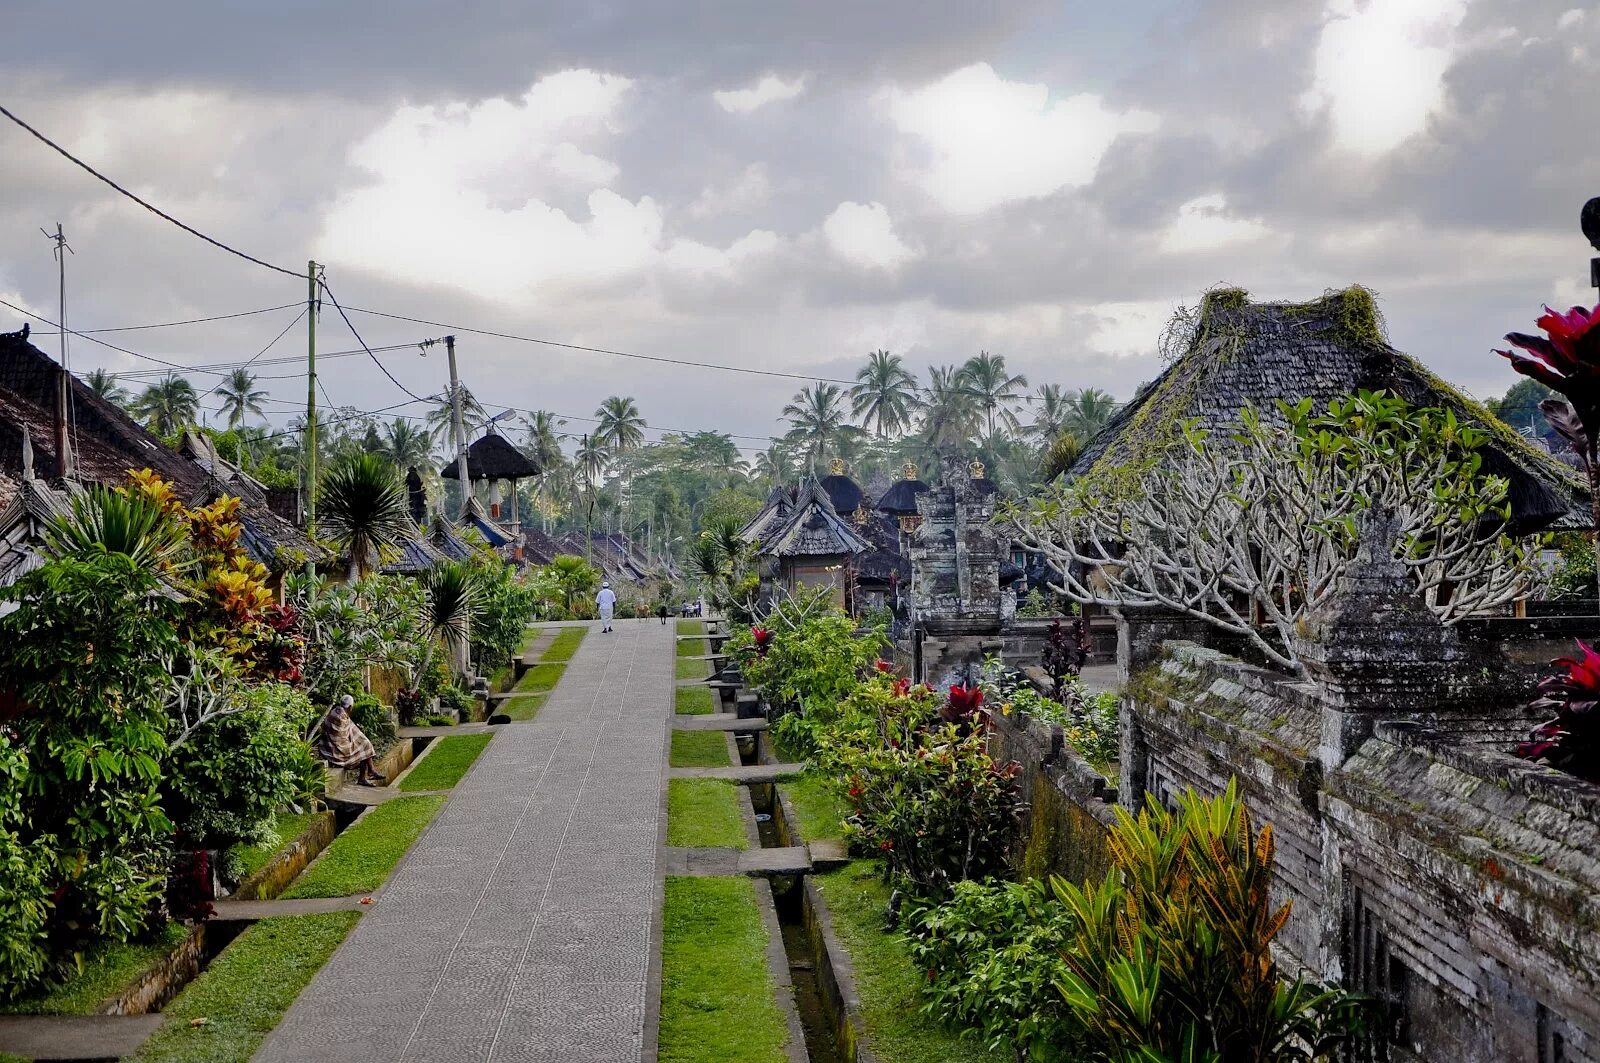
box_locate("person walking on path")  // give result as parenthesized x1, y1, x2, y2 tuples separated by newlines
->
(596, 580, 617, 632)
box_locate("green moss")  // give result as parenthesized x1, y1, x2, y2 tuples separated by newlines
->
(541, 627, 586, 663)
(671, 730, 731, 769)
(659, 877, 787, 1063)
(499, 694, 546, 721)
(282, 796, 445, 898)
(1200, 286, 1249, 315)
(1, 922, 188, 1015)
(488, 664, 515, 692)
(781, 772, 849, 842)
(676, 656, 710, 680)
(668, 779, 747, 849)
(399, 734, 492, 791)
(514, 661, 566, 693)
(675, 686, 715, 715)
(129, 913, 360, 1063)
(227, 812, 319, 883)
(813, 862, 1004, 1063)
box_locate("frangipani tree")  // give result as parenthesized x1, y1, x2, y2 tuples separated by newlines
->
(1007, 392, 1540, 677)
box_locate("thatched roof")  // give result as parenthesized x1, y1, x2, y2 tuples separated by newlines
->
(440, 429, 539, 481)
(740, 485, 794, 544)
(762, 479, 871, 558)
(1069, 288, 1587, 533)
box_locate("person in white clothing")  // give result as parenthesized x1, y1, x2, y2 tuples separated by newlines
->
(596, 581, 617, 632)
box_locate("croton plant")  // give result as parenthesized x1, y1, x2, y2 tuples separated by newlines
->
(1516, 640, 1600, 782)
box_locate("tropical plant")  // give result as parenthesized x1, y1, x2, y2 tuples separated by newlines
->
(1515, 639, 1600, 781)
(317, 453, 411, 580)
(850, 350, 921, 438)
(595, 395, 647, 452)
(216, 368, 268, 429)
(548, 554, 601, 616)
(752, 442, 796, 487)
(1027, 383, 1071, 443)
(1040, 432, 1081, 482)
(1060, 387, 1118, 444)
(377, 417, 435, 473)
(83, 367, 128, 406)
(1049, 781, 1367, 1061)
(423, 560, 477, 661)
(132, 373, 200, 435)
(783, 383, 853, 473)
(0, 732, 56, 995)
(425, 383, 488, 446)
(958, 351, 1028, 436)
(46, 485, 190, 573)
(919, 364, 983, 448)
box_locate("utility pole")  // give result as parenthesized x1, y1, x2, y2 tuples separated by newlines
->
(445, 335, 470, 518)
(42, 224, 75, 479)
(305, 260, 320, 527)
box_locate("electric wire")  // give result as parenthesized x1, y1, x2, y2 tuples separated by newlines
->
(28, 302, 303, 336)
(318, 281, 432, 404)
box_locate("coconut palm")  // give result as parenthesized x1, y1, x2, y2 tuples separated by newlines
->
(377, 418, 435, 472)
(919, 365, 982, 448)
(849, 350, 921, 438)
(132, 374, 199, 436)
(594, 396, 646, 452)
(316, 453, 412, 581)
(753, 443, 796, 487)
(216, 368, 268, 430)
(782, 383, 850, 473)
(521, 411, 567, 469)
(1027, 383, 1072, 444)
(84, 368, 129, 407)
(425, 385, 487, 447)
(1061, 387, 1119, 444)
(957, 351, 1028, 436)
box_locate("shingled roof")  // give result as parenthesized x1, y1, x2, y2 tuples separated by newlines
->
(762, 479, 871, 558)
(739, 485, 794, 544)
(1069, 288, 1587, 533)
(439, 429, 540, 481)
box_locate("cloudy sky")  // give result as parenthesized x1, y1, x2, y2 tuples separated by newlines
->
(2, 0, 1597, 452)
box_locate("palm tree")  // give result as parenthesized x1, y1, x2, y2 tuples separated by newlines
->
(753, 443, 795, 488)
(573, 434, 611, 561)
(957, 352, 1028, 436)
(377, 418, 435, 472)
(422, 560, 476, 674)
(919, 365, 982, 448)
(84, 368, 129, 407)
(849, 350, 920, 438)
(1061, 387, 1119, 444)
(595, 396, 646, 452)
(425, 385, 487, 447)
(216, 368, 267, 430)
(1026, 383, 1071, 444)
(521, 411, 567, 469)
(316, 453, 412, 581)
(782, 383, 850, 473)
(681, 430, 741, 469)
(132, 374, 199, 436)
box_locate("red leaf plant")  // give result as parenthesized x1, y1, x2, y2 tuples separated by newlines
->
(1515, 639, 1600, 782)
(874, 659, 895, 673)
(940, 684, 985, 730)
(751, 626, 773, 657)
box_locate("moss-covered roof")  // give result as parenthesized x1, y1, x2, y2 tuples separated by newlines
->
(1070, 287, 1588, 532)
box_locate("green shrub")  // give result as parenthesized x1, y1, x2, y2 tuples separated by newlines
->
(347, 693, 397, 752)
(0, 734, 54, 995)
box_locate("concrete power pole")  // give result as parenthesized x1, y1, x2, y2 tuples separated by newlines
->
(445, 335, 470, 517)
(42, 223, 74, 479)
(305, 261, 320, 528)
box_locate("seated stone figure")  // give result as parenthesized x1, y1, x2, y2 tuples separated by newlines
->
(309, 694, 385, 786)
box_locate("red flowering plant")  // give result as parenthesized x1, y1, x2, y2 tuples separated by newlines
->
(751, 625, 773, 657)
(1515, 639, 1600, 782)
(940, 684, 987, 734)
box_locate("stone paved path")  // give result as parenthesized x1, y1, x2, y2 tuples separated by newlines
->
(256, 619, 670, 1063)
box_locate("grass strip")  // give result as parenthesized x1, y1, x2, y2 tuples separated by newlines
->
(489, 664, 515, 692)
(783, 772, 849, 842)
(675, 619, 705, 636)
(675, 636, 705, 657)
(228, 811, 320, 883)
(399, 734, 492, 791)
(670, 730, 731, 769)
(129, 912, 360, 1063)
(281, 796, 445, 899)
(659, 877, 787, 1063)
(814, 861, 1004, 1063)
(499, 694, 546, 722)
(667, 779, 747, 849)
(513, 661, 566, 693)
(0, 922, 187, 1015)
(541, 627, 586, 662)
(675, 655, 710, 680)
(675, 686, 714, 715)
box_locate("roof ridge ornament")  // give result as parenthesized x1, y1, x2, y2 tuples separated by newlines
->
(830, 457, 846, 476)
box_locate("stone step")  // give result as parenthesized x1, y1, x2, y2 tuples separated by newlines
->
(662, 846, 812, 877)
(670, 764, 803, 783)
(672, 714, 769, 732)
(0, 1015, 165, 1061)
(212, 894, 374, 920)
(806, 838, 850, 871)
(397, 722, 494, 738)
(327, 784, 452, 806)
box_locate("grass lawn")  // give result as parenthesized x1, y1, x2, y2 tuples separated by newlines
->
(227, 811, 320, 883)
(675, 686, 714, 715)
(129, 912, 360, 1063)
(667, 779, 747, 849)
(814, 862, 1004, 1063)
(499, 694, 546, 722)
(782, 772, 849, 842)
(281, 796, 445, 898)
(399, 734, 492, 791)
(675, 635, 705, 657)
(676, 619, 705, 636)
(542, 627, 586, 662)
(670, 730, 730, 769)
(513, 661, 566, 693)
(675, 656, 709, 680)
(659, 877, 787, 1063)
(488, 664, 515, 692)
(0, 922, 188, 1015)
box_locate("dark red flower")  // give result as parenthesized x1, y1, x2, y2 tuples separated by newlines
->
(751, 626, 773, 656)
(1497, 304, 1600, 399)
(1536, 639, 1600, 699)
(874, 659, 894, 673)
(943, 684, 983, 721)
(891, 677, 911, 697)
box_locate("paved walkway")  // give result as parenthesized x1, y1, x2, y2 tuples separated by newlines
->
(257, 619, 671, 1063)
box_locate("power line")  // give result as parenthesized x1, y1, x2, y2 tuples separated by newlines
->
(0, 294, 225, 375)
(318, 281, 432, 403)
(29, 302, 302, 336)
(200, 306, 308, 399)
(0, 102, 302, 279)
